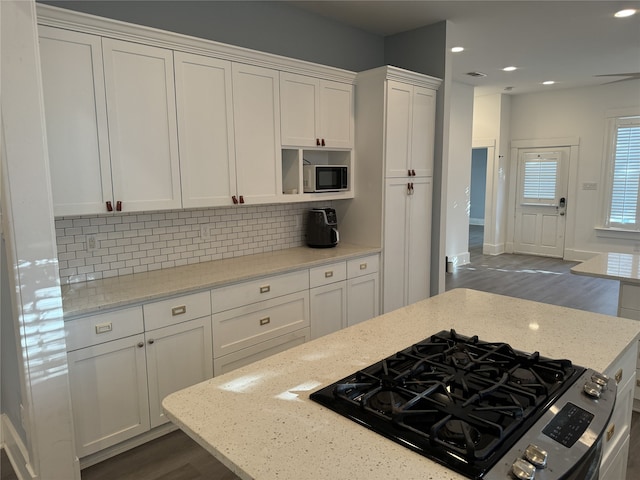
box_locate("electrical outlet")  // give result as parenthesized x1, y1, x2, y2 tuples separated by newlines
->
(200, 224, 211, 240)
(86, 234, 98, 252)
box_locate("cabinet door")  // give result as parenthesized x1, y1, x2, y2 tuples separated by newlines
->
(232, 63, 282, 204)
(175, 52, 236, 208)
(410, 86, 436, 177)
(319, 80, 353, 148)
(383, 178, 410, 313)
(145, 317, 213, 429)
(102, 38, 181, 212)
(310, 281, 347, 340)
(385, 80, 412, 178)
(67, 334, 150, 457)
(38, 26, 113, 216)
(406, 177, 432, 305)
(280, 72, 318, 147)
(347, 273, 379, 327)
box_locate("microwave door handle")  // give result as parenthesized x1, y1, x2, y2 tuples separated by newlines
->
(332, 227, 340, 245)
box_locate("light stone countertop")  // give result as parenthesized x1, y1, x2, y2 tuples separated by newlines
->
(571, 252, 640, 283)
(162, 288, 640, 480)
(61, 243, 380, 318)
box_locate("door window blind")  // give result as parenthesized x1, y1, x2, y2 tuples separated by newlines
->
(608, 117, 640, 228)
(522, 157, 558, 204)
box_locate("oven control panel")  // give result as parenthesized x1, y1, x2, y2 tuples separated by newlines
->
(484, 368, 616, 480)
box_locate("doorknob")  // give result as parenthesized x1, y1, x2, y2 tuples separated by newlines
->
(559, 197, 566, 208)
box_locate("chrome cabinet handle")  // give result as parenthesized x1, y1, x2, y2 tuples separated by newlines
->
(606, 423, 615, 442)
(615, 368, 623, 384)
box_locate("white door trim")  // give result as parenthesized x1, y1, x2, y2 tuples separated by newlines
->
(507, 138, 580, 257)
(472, 138, 498, 254)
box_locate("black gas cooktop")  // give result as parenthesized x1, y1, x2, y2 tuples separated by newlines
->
(310, 329, 585, 479)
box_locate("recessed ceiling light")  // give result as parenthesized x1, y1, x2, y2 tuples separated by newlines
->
(543, 81, 555, 85)
(451, 46, 464, 53)
(615, 9, 636, 18)
(503, 66, 517, 72)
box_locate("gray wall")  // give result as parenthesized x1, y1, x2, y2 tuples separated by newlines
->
(39, 1, 384, 72)
(383, 21, 447, 79)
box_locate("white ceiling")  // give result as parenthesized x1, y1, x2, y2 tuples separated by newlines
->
(289, 1, 640, 95)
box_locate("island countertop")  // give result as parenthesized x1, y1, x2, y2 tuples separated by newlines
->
(61, 243, 379, 318)
(571, 252, 640, 283)
(162, 288, 640, 480)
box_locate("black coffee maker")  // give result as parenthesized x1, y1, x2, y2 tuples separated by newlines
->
(306, 208, 339, 248)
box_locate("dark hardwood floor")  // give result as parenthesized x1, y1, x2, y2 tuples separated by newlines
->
(1, 225, 637, 479)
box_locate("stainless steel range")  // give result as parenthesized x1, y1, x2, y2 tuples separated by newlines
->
(310, 330, 616, 479)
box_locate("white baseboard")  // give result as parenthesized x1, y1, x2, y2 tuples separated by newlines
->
(79, 422, 177, 469)
(563, 249, 602, 262)
(482, 243, 505, 256)
(448, 251, 471, 267)
(1, 414, 37, 480)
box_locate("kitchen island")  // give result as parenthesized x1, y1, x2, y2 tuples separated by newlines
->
(163, 288, 640, 480)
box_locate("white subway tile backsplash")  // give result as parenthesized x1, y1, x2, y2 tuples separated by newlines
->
(55, 202, 328, 284)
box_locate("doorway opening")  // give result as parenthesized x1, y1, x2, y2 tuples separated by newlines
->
(469, 148, 488, 257)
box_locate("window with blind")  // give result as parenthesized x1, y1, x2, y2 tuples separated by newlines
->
(605, 116, 640, 229)
(521, 154, 558, 205)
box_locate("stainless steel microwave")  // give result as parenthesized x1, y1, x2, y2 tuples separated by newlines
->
(303, 165, 348, 193)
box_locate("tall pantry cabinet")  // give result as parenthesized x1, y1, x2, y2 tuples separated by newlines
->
(336, 66, 441, 314)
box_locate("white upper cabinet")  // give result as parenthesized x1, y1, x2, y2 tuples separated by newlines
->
(385, 80, 436, 178)
(102, 38, 182, 212)
(174, 52, 236, 208)
(232, 63, 282, 205)
(280, 72, 353, 148)
(39, 27, 113, 217)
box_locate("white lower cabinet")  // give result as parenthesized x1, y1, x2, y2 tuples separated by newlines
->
(347, 255, 380, 327)
(145, 317, 213, 428)
(600, 339, 637, 477)
(65, 292, 213, 458)
(310, 282, 347, 340)
(67, 332, 150, 458)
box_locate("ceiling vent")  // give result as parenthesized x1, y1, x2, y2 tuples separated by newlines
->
(466, 71, 487, 78)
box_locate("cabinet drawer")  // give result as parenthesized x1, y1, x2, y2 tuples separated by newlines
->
(601, 370, 634, 468)
(213, 291, 309, 357)
(213, 328, 309, 376)
(347, 254, 379, 278)
(143, 291, 211, 331)
(309, 261, 346, 288)
(65, 306, 143, 351)
(619, 307, 640, 320)
(605, 340, 638, 394)
(212, 270, 309, 312)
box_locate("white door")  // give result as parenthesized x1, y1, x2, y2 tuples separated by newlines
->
(39, 27, 113, 216)
(102, 38, 182, 212)
(513, 148, 569, 257)
(319, 80, 353, 148)
(279, 72, 318, 147)
(67, 334, 150, 457)
(174, 52, 236, 208)
(309, 281, 347, 339)
(410, 86, 436, 177)
(347, 273, 379, 327)
(385, 81, 413, 178)
(406, 177, 432, 305)
(145, 317, 213, 429)
(232, 63, 282, 204)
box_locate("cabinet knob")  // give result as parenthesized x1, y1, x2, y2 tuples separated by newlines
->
(412, 169, 416, 176)
(239, 195, 245, 204)
(137, 342, 144, 348)
(116, 201, 122, 212)
(106, 201, 113, 212)
(316, 138, 320, 146)
(408, 169, 412, 176)
(321, 138, 325, 146)
(232, 195, 238, 204)
(148, 339, 155, 345)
